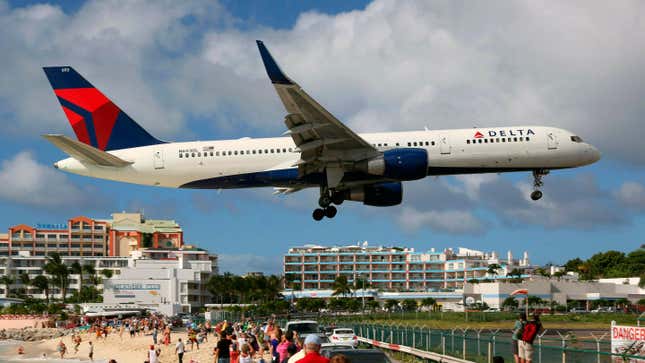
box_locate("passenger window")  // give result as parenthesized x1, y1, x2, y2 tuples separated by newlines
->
(271, 149, 275, 153)
(283, 148, 287, 152)
(484, 139, 488, 143)
(265, 149, 269, 153)
(496, 138, 500, 143)
(502, 138, 506, 142)
(384, 143, 388, 147)
(431, 141, 435, 146)
(179, 154, 183, 158)
(478, 139, 482, 144)
(252, 150, 256, 154)
(289, 148, 293, 152)
(396, 143, 400, 146)
(192, 153, 196, 157)
(519, 137, 524, 141)
(407, 142, 411, 147)
(514, 137, 518, 142)
(526, 137, 530, 141)
(216, 152, 220, 156)
(210, 152, 213, 156)
(413, 142, 417, 146)
(467, 140, 471, 144)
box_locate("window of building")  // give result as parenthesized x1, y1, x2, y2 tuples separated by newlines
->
(36, 233, 45, 238)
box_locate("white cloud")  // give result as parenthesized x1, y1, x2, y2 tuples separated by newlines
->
(397, 207, 484, 234)
(218, 254, 281, 275)
(615, 182, 645, 210)
(0, 151, 102, 208)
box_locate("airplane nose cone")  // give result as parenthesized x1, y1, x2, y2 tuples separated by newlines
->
(53, 162, 59, 169)
(588, 146, 601, 163)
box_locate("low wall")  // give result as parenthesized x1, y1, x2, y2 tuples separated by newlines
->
(0, 318, 49, 329)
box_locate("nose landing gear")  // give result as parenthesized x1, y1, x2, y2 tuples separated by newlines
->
(531, 169, 549, 201)
(312, 188, 344, 221)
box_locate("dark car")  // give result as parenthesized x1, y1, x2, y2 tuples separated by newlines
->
(321, 348, 394, 363)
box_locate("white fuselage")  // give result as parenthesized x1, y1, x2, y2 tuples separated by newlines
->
(54, 126, 600, 189)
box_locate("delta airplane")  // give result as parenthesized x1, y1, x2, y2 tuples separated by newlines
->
(43, 41, 600, 221)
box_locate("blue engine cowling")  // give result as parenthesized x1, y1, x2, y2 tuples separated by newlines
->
(347, 182, 402, 206)
(361, 148, 428, 181)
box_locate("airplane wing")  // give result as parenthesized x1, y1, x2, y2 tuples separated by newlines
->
(257, 40, 380, 188)
(43, 134, 133, 167)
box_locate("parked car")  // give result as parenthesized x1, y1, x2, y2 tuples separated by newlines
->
(285, 320, 321, 340)
(570, 307, 588, 313)
(484, 308, 500, 312)
(329, 328, 358, 347)
(321, 348, 394, 363)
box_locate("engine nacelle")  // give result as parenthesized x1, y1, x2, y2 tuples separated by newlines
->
(347, 182, 402, 206)
(359, 148, 428, 181)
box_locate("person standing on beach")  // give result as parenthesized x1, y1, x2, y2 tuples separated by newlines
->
(152, 326, 158, 345)
(57, 340, 67, 358)
(149, 344, 159, 363)
(512, 313, 527, 363)
(176, 338, 185, 363)
(88, 341, 94, 362)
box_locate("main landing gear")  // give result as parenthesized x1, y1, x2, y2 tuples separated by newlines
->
(531, 169, 549, 201)
(312, 188, 344, 221)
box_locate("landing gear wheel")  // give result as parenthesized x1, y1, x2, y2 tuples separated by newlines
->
(318, 195, 331, 208)
(331, 192, 344, 205)
(325, 206, 337, 218)
(530, 169, 549, 201)
(312, 209, 325, 221)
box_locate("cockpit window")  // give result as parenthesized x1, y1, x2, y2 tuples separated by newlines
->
(570, 136, 583, 143)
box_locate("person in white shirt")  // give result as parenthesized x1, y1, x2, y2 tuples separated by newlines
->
(176, 338, 185, 363)
(148, 345, 158, 363)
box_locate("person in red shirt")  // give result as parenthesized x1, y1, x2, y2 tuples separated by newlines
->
(296, 335, 329, 363)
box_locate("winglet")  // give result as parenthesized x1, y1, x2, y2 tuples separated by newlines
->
(256, 40, 293, 85)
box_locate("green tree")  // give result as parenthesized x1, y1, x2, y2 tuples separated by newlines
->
(366, 300, 380, 311)
(100, 269, 113, 279)
(332, 276, 352, 297)
(420, 297, 438, 312)
(401, 299, 418, 312)
(487, 264, 501, 278)
(44, 252, 70, 303)
(384, 299, 399, 311)
(501, 296, 518, 311)
(564, 258, 584, 272)
(0, 275, 15, 297)
(30, 275, 50, 304)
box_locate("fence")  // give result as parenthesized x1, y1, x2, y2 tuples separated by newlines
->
(352, 323, 645, 363)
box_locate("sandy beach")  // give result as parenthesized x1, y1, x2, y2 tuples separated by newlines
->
(0, 329, 254, 363)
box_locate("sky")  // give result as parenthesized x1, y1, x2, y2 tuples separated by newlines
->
(1, 0, 645, 274)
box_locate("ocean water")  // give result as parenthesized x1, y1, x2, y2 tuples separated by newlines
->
(0, 341, 107, 363)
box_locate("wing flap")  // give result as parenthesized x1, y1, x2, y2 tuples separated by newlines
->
(43, 134, 133, 167)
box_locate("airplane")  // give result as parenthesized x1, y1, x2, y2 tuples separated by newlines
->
(42, 41, 601, 221)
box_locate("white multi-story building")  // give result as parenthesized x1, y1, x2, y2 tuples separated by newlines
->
(0, 247, 218, 313)
(102, 250, 217, 315)
(284, 243, 530, 292)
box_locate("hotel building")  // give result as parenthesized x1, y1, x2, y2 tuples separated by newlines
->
(0, 212, 183, 257)
(284, 243, 530, 292)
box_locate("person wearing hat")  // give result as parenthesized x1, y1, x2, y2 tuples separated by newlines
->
(294, 335, 329, 363)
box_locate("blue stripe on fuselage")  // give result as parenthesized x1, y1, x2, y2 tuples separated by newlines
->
(179, 169, 387, 189)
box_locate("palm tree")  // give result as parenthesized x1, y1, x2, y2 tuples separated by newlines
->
(487, 264, 501, 278)
(70, 261, 83, 300)
(30, 275, 50, 304)
(100, 268, 112, 279)
(420, 297, 438, 312)
(332, 275, 351, 297)
(44, 252, 70, 303)
(0, 275, 15, 298)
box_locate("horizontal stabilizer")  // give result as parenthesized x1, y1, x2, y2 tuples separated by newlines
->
(43, 134, 133, 167)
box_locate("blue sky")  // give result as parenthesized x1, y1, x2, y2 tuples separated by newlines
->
(1, 0, 645, 274)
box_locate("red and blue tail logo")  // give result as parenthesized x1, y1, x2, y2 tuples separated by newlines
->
(43, 66, 164, 151)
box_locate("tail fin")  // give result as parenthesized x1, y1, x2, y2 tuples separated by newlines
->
(42, 66, 164, 151)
